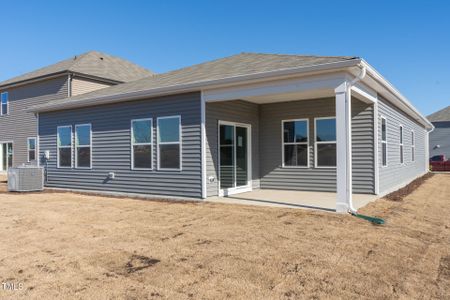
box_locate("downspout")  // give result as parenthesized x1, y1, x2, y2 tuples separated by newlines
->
(67, 73, 72, 97)
(346, 65, 366, 214)
(426, 125, 435, 172)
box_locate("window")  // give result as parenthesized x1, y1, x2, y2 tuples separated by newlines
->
(27, 137, 37, 162)
(282, 119, 309, 167)
(131, 118, 153, 169)
(57, 126, 72, 168)
(157, 116, 181, 170)
(315, 117, 336, 167)
(411, 130, 415, 162)
(75, 124, 92, 168)
(381, 117, 387, 167)
(1, 92, 8, 115)
(399, 125, 404, 164)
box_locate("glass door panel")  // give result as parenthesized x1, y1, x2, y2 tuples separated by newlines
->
(7, 143, 13, 168)
(1, 144, 6, 171)
(235, 126, 248, 187)
(219, 122, 250, 195)
(219, 125, 235, 189)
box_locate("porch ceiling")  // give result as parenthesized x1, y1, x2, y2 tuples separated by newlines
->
(206, 189, 378, 212)
(241, 89, 333, 104)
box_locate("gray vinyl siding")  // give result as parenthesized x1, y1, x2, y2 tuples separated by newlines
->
(378, 96, 427, 194)
(259, 97, 375, 194)
(206, 100, 260, 197)
(429, 121, 450, 158)
(0, 76, 68, 168)
(39, 92, 202, 198)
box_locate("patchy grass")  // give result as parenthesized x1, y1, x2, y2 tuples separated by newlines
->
(0, 174, 449, 299)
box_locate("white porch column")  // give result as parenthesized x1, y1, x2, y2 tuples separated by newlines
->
(335, 82, 353, 213)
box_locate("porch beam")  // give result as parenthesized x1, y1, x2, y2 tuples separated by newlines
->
(335, 82, 353, 213)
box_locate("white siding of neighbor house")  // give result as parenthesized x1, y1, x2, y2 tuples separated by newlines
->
(378, 96, 427, 195)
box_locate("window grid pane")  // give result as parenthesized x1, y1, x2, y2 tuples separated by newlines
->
(57, 126, 72, 167)
(316, 118, 336, 142)
(382, 143, 387, 166)
(132, 120, 152, 144)
(131, 119, 152, 169)
(28, 138, 36, 161)
(58, 127, 72, 147)
(1, 92, 8, 115)
(76, 125, 91, 146)
(283, 120, 308, 167)
(158, 116, 181, 170)
(315, 118, 336, 167)
(158, 117, 180, 143)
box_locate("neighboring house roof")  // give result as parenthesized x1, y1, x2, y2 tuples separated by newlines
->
(29, 52, 357, 108)
(0, 51, 153, 87)
(427, 105, 450, 122)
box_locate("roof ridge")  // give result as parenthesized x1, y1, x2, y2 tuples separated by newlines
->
(68, 50, 102, 70)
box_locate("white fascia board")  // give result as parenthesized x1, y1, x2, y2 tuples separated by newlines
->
(203, 72, 347, 102)
(28, 59, 361, 113)
(360, 60, 433, 130)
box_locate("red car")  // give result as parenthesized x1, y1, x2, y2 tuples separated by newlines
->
(430, 155, 450, 171)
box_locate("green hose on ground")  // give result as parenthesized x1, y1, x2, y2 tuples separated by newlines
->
(350, 212, 385, 225)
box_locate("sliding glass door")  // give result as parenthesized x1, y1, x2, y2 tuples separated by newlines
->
(219, 122, 251, 196)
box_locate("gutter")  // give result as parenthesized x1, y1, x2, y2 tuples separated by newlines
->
(27, 59, 362, 113)
(0, 71, 123, 91)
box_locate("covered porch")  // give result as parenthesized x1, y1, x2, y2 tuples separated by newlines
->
(202, 66, 379, 212)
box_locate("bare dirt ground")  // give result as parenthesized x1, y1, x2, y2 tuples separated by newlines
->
(0, 174, 449, 299)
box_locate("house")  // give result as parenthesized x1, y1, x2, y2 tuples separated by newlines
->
(427, 106, 450, 159)
(28, 53, 433, 213)
(0, 51, 153, 172)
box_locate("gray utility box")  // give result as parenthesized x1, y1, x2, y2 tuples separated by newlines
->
(8, 166, 44, 192)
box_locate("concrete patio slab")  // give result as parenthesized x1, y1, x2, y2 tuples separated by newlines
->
(207, 189, 378, 212)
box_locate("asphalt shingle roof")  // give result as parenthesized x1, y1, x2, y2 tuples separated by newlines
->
(32, 52, 357, 110)
(428, 106, 450, 122)
(0, 51, 153, 87)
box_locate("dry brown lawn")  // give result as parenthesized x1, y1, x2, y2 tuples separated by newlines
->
(0, 174, 449, 299)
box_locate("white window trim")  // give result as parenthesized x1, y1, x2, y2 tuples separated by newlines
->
(157, 115, 182, 171)
(314, 116, 337, 169)
(27, 137, 37, 162)
(281, 118, 309, 168)
(75, 124, 92, 169)
(411, 130, 415, 162)
(57, 125, 73, 169)
(381, 116, 388, 167)
(399, 124, 404, 165)
(131, 118, 153, 170)
(1, 92, 9, 116)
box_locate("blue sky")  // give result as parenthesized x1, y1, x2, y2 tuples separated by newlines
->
(1, 0, 449, 115)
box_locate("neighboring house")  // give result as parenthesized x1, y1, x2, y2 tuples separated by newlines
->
(0, 51, 153, 172)
(28, 53, 433, 212)
(428, 105, 450, 159)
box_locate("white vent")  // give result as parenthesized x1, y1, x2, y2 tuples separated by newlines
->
(8, 166, 44, 192)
